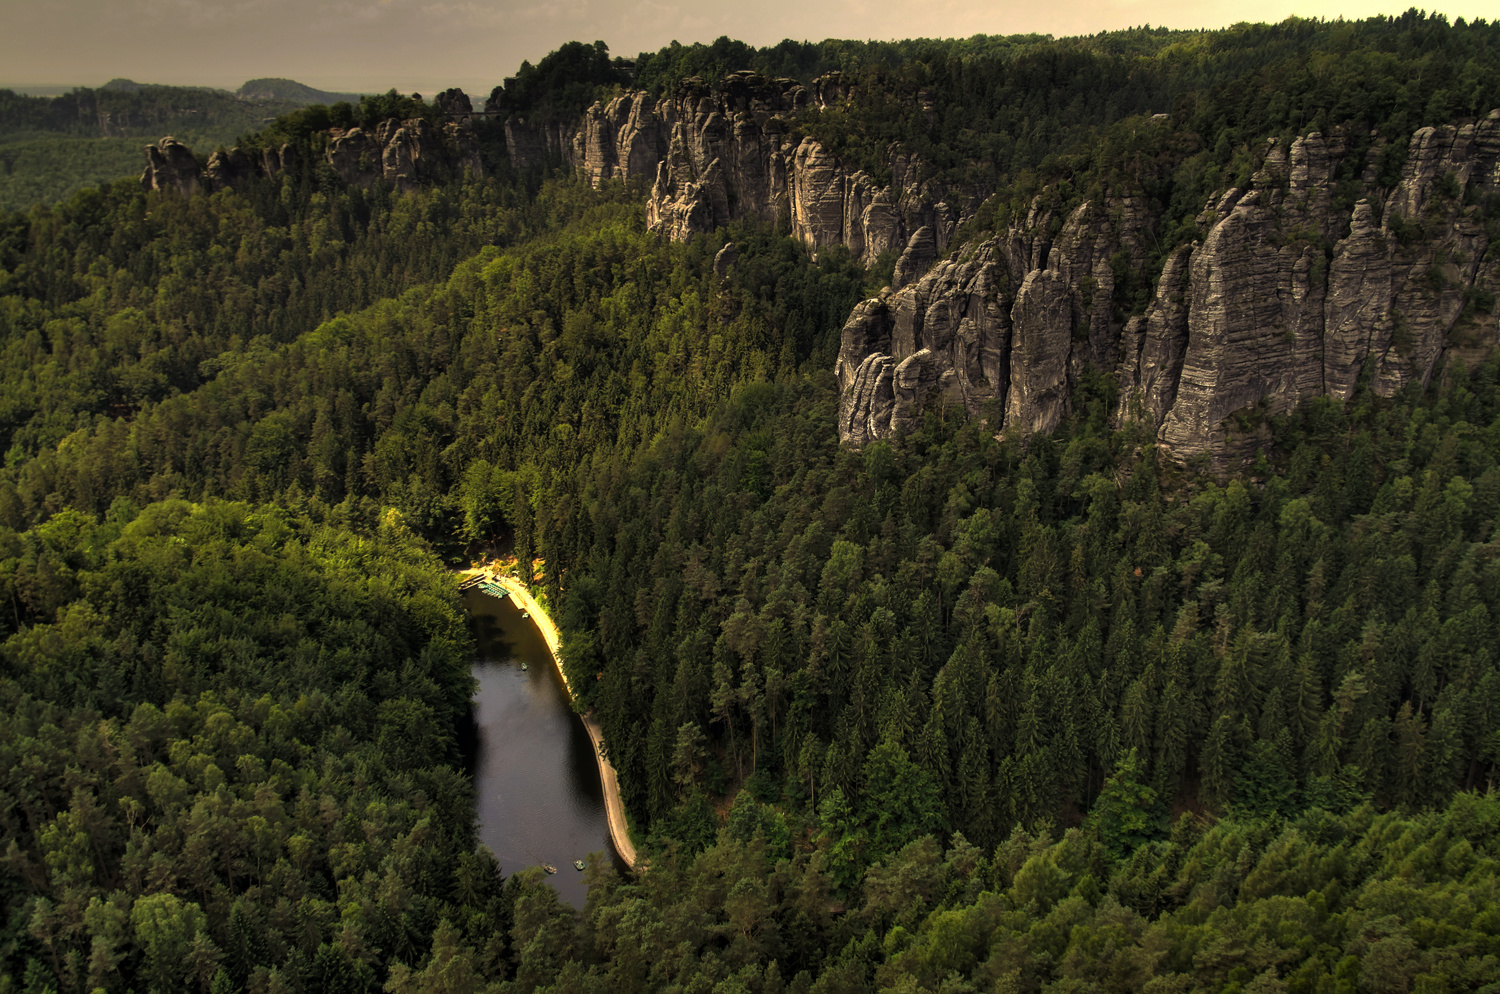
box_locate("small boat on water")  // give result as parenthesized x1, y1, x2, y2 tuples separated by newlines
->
(520, 661, 528, 671)
(521, 610, 530, 619)
(542, 864, 557, 874)
(573, 860, 586, 871)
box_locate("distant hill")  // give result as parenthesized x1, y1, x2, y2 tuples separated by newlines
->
(0, 77, 383, 212)
(0, 85, 74, 97)
(0, 82, 306, 140)
(237, 78, 363, 105)
(0, 81, 305, 213)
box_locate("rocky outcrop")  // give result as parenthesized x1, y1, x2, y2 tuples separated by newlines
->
(153, 138, 299, 195)
(263, 143, 298, 178)
(1322, 199, 1394, 401)
(434, 88, 474, 120)
(205, 147, 256, 189)
(332, 117, 483, 189)
(643, 74, 806, 240)
(837, 240, 1011, 443)
(778, 139, 954, 265)
(837, 189, 1154, 443)
(1153, 121, 1497, 458)
(842, 354, 897, 448)
(892, 227, 938, 291)
(154, 133, 303, 194)
(503, 118, 574, 169)
(140, 137, 202, 195)
(537, 72, 977, 268)
(379, 120, 433, 191)
(713, 242, 739, 278)
(375, 118, 481, 191)
(891, 350, 947, 436)
(836, 114, 1500, 464)
(327, 128, 383, 186)
(1006, 270, 1074, 436)
(144, 114, 484, 196)
(1115, 245, 1192, 428)
(573, 92, 668, 187)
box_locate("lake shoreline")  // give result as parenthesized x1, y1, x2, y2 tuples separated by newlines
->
(459, 568, 639, 870)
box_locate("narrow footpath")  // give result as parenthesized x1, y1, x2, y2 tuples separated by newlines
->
(462, 569, 638, 870)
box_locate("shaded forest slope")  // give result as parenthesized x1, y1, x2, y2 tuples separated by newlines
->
(2, 13, 1500, 994)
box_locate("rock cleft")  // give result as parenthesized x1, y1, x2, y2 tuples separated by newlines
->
(835, 115, 1500, 464)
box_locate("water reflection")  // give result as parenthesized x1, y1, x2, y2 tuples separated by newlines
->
(464, 588, 617, 909)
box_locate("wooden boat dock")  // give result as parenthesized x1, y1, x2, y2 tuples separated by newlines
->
(459, 574, 511, 600)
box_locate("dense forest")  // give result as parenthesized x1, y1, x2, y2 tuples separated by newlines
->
(0, 81, 352, 214)
(4, 11, 1500, 992)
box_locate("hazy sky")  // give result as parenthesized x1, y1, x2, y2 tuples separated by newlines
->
(1, 0, 1492, 96)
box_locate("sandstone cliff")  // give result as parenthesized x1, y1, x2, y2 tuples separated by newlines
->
(836, 113, 1500, 463)
(140, 137, 203, 196)
(530, 72, 978, 268)
(138, 75, 1500, 466)
(148, 71, 971, 274)
(836, 192, 1153, 446)
(142, 114, 483, 196)
(326, 117, 484, 189)
(149, 137, 302, 196)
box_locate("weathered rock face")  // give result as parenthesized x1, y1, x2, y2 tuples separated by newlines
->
(837, 190, 1153, 443)
(503, 118, 575, 169)
(836, 299, 898, 447)
(642, 74, 806, 241)
(713, 242, 739, 278)
(892, 227, 938, 291)
(380, 120, 433, 191)
(1152, 120, 1499, 459)
(332, 118, 484, 189)
(1006, 270, 1074, 436)
(263, 143, 297, 178)
(327, 128, 383, 186)
(1115, 245, 1192, 428)
(842, 352, 896, 447)
(377, 118, 480, 191)
(838, 240, 1012, 443)
(1322, 199, 1392, 401)
(140, 137, 202, 195)
(573, 92, 668, 187)
(205, 147, 256, 189)
(890, 350, 948, 436)
(434, 88, 474, 119)
(837, 113, 1500, 463)
(540, 72, 976, 269)
(145, 115, 484, 196)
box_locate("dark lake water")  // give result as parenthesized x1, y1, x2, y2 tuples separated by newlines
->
(463, 587, 618, 909)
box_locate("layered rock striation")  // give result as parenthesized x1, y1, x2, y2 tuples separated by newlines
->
(837, 113, 1500, 462)
(836, 194, 1153, 446)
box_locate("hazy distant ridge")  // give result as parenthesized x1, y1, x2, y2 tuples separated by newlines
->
(236, 77, 364, 105)
(0, 76, 366, 211)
